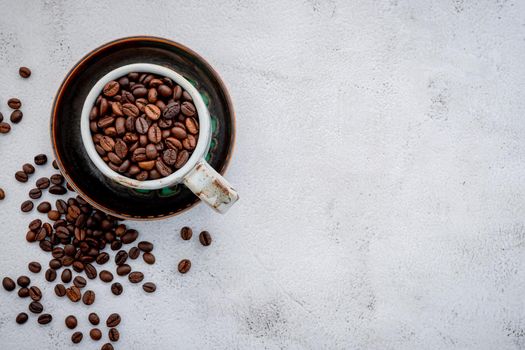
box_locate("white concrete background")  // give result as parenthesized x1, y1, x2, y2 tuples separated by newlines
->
(0, 0, 524, 349)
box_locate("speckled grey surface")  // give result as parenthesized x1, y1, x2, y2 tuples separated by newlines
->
(0, 0, 524, 349)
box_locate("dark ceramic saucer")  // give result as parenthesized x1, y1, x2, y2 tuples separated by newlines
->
(51, 36, 235, 220)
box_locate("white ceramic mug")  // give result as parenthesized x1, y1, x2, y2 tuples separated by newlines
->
(80, 63, 238, 213)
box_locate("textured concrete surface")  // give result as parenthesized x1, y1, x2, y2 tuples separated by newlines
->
(0, 0, 524, 349)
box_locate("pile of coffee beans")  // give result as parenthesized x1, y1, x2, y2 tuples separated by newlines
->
(89, 72, 200, 180)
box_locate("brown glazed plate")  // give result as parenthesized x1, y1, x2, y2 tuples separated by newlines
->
(51, 36, 235, 220)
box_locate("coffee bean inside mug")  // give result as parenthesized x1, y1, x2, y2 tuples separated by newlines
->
(89, 72, 199, 181)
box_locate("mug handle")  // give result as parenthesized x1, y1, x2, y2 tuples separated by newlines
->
(183, 160, 239, 213)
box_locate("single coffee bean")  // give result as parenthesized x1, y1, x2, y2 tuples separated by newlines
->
(199, 231, 212, 246)
(3, 277, 16, 291)
(52, 160, 59, 169)
(178, 259, 191, 274)
(90, 328, 102, 340)
(66, 286, 81, 302)
(89, 312, 100, 325)
(173, 85, 183, 100)
(129, 247, 140, 259)
(17, 276, 30, 287)
(65, 315, 78, 329)
(103, 81, 120, 97)
(142, 282, 156, 293)
(116, 264, 131, 276)
(181, 101, 196, 116)
(73, 276, 87, 288)
(180, 226, 192, 240)
(96, 252, 110, 265)
(54, 284, 66, 297)
(18, 287, 30, 298)
(28, 218, 42, 230)
(0, 122, 11, 133)
(111, 282, 123, 295)
(162, 149, 178, 165)
(49, 185, 67, 195)
(49, 258, 62, 269)
(82, 290, 95, 305)
(15, 171, 28, 182)
(163, 101, 180, 119)
(21, 200, 34, 212)
(106, 313, 121, 327)
(85, 263, 97, 279)
(29, 301, 43, 314)
(108, 328, 120, 342)
(102, 343, 114, 350)
(38, 313, 52, 325)
(145, 104, 161, 120)
(16, 312, 29, 324)
(143, 252, 156, 265)
(34, 154, 47, 165)
(19, 66, 31, 78)
(71, 331, 83, 344)
(114, 250, 128, 265)
(10, 110, 23, 123)
(0, 188, 4, 200)
(121, 229, 138, 244)
(175, 150, 190, 168)
(111, 240, 123, 250)
(22, 163, 35, 174)
(39, 240, 53, 252)
(36, 177, 50, 189)
(45, 269, 57, 282)
(36, 202, 51, 214)
(29, 188, 42, 199)
(8, 98, 21, 109)
(99, 270, 114, 282)
(29, 286, 42, 301)
(28, 262, 42, 273)
(50, 174, 64, 185)
(61, 269, 72, 283)
(128, 271, 144, 283)
(138, 241, 154, 252)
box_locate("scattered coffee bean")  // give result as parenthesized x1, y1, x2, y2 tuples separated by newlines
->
(28, 261, 42, 273)
(61, 269, 72, 283)
(36, 177, 50, 189)
(180, 226, 192, 240)
(17, 276, 30, 287)
(121, 229, 138, 244)
(128, 271, 144, 283)
(99, 270, 114, 283)
(19, 66, 31, 78)
(3, 277, 16, 291)
(138, 241, 154, 252)
(29, 286, 42, 301)
(65, 315, 77, 329)
(82, 290, 95, 305)
(8, 98, 21, 109)
(90, 328, 102, 340)
(129, 247, 140, 259)
(54, 284, 66, 297)
(29, 301, 43, 314)
(142, 282, 156, 293)
(111, 282, 123, 296)
(29, 188, 42, 199)
(89, 312, 100, 325)
(178, 259, 191, 274)
(108, 328, 120, 342)
(49, 258, 62, 269)
(106, 313, 121, 327)
(114, 250, 128, 265)
(96, 252, 110, 264)
(199, 231, 212, 246)
(52, 160, 59, 169)
(38, 313, 52, 325)
(21, 200, 33, 212)
(102, 343, 114, 350)
(71, 331, 83, 343)
(0, 122, 11, 134)
(10, 110, 23, 123)
(34, 154, 47, 165)
(50, 174, 64, 185)
(15, 171, 28, 182)
(49, 185, 67, 195)
(45, 269, 57, 282)
(16, 312, 28, 324)
(22, 163, 35, 174)
(18, 287, 30, 298)
(73, 276, 87, 288)
(116, 264, 131, 276)
(0, 188, 4, 200)
(85, 263, 97, 279)
(36, 201, 51, 213)
(66, 286, 81, 302)
(143, 252, 155, 264)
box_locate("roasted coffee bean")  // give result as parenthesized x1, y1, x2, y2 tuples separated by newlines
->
(103, 81, 120, 97)
(90, 328, 102, 340)
(116, 264, 131, 276)
(111, 240, 123, 250)
(99, 270, 114, 282)
(175, 150, 189, 168)
(96, 252, 110, 265)
(61, 269, 72, 283)
(28, 261, 42, 273)
(28, 218, 42, 231)
(34, 154, 47, 165)
(135, 116, 148, 134)
(10, 110, 23, 123)
(29, 301, 43, 314)
(16, 312, 29, 324)
(163, 101, 180, 119)
(23, 163, 35, 174)
(108, 328, 120, 342)
(3, 277, 15, 291)
(19, 66, 31, 78)
(8, 98, 21, 109)
(0, 188, 4, 200)
(178, 259, 191, 274)
(145, 143, 158, 159)
(82, 290, 95, 305)
(115, 250, 128, 265)
(18, 287, 30, 298)
(52, 160, 59, 169)
(55, 285, 66, 298)
(185, 117, 199, 134)
(181, 101, 196, 116)
(47, 210, 60, 220)
(49, 185, 67, 195)
(199, 231, 212, 246)
(38, 313, 52, 325)
(49, 258, 62, 269)
(138, 241, 154, 252)
(142, 282, 156, 293)
(29, 188, 42, 199)
(129, 247, 140, 259)
(50, 174, 64, 185)
(0, 112, 3, 122)
(66, 286, 81, 302)
(45, 269, 57, 282)
(143, 252, 156, 265)
(173, 85, 183, 99)
(89, 312, 100, 325)
(161, 149, 178, 166)
(65, 315, 77, 329)
(73, 276, 87, 288)
(17, 276, 30, 287)
(111, 282, 123, 295)
(121, 229, 138, 244)
(155, 159, 172, 177)
(29, 286, 42, 301)
(123, 103, 140, 118)
(148, 124, 162, 143)
(0, 121, 11, 133)
(106, 313, 121, 327)
(85, 263, 97, 279)
(180, 227, 192, 240)
(145, 104, 161, 120)
(36, 177, 50, 189)
(15, 171, 28, 182)
(128, 271, 144, 283)
(71, 331, 83, 344)
(183, 134, 197, 150)
(36, 201, 51, 213)
(39, 240, 53, 252)
(102, 343, 114, 350)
